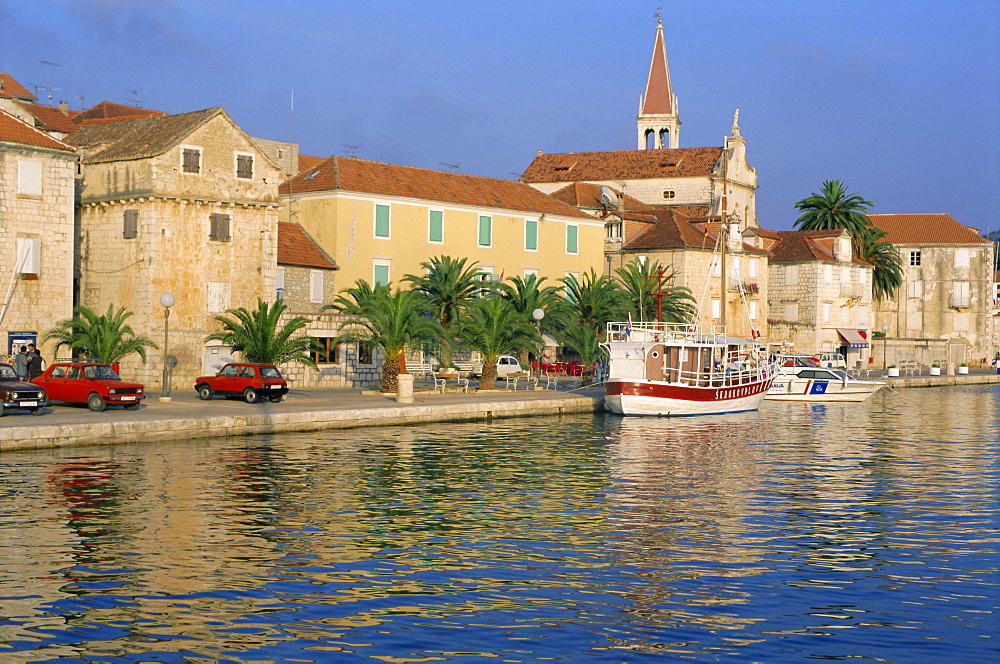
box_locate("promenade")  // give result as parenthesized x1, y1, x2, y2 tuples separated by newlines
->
(1, 370, 996, 453)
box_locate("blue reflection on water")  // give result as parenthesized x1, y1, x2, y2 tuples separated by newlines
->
(0, 385, 997, 662)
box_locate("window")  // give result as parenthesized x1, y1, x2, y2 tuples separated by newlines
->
(17, 159, 42, 196)
(711, 299, 721, 319)
(566, 225, 578, 254)
(952, 281, 970, 308)
(310, 270, 323, 303)
(564, 271, 580, 301)
(954, 312, 969, 331)
(841, 266, 850, 283)
(784, 303, 798, 321)
(357, 342, 373, 365)
(207, 281, 231, 313)
(373, 260, 390, 286)
(786, 265, 798, 285)
(219, 365, 238, 377)
(478, 215, 492, 247)
(749, 300, 758, 321)
(523, 268, 539, 278)
(525, 219, 538, 251)
(858, 307, 868, 326)
(749, 258, 759, 278)
(16, 238, 40, 275)
(712, 256, 721, 278)
(841, 306, 849, 325)
(824, 264, 833, 281)
(428, 210, 443, 243)
(375, 204, 390, 238)
(182, 147, 201, 174)
(955, 249, 970, 268)
(311, 337, 340, 364)
(275, 267, 285, 298)
(123, 209, 138, 239)
(822, 303, 831, 323)
(605, 220, 622, 241)
(210, 213, 231, 241)
(906, 311, 922, 332)
(909, 251, 921, 266)
(661, 190, 676, 200)
(239, 366, 255, 378)
(235, 153, 253, 179)
(475, 269, 497, 297)
(907, 280, 923, 298)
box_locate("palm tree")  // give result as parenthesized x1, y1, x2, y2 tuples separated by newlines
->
(44, 304, 158, 366)
(455, 297, 539, 390)
(860, 231, 904, 301)
(793, 180, 874, 251)
(497, 274, 561, 365)
(403, 255, 482, 365)
(205, 299, 318, 369)
(615, 258, 696, 323)
(560, 323, 604, 386)
(329, 284, 442, 392)
(556, 269, 623, 333)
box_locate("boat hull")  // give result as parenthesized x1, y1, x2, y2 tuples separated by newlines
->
(764, 378, 884, 402)
(604, 377, 773, 417)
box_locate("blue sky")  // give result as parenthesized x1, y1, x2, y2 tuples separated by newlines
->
(2, 0, 998, 231)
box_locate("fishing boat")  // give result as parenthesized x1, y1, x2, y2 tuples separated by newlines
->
(765, 356, 885, 402)
(602, 321, 778, 416)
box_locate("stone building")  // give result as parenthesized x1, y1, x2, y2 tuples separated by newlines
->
(0, 109, 76, 359)
(68, 107, 285, 388)
(867, 213, 995, 366)
(746, 228, 874, 366)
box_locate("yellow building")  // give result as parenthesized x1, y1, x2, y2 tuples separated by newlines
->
(279, 157, 604, 290)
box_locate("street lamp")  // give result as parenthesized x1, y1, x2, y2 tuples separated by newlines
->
(532, 308, 545, 373)
(881, 323, 889, 373)
(160, 292, 175, 399)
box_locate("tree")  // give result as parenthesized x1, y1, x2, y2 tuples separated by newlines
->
(793, 179, 874, 250)
(205, 299, 317, 369)
(615, 259, 696, 323)
(403, 255, 481, 365)
(44, 304, 158, 366)
(555, 269, 623, 333)
(497, 274, 561, 365)
(560, 323, 604, 386)
(860, 231, 904, 301)
(328, 283, 442, 393)
(455, 297, 539, 390)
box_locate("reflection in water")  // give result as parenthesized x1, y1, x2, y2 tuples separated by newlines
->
(0, 386, 996, 661)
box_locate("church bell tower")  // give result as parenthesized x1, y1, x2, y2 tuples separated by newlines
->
(637, 19, 680, 150)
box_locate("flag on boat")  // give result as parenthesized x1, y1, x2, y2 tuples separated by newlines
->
(626, 312, 632, 338)
(751, 328, 761, 340)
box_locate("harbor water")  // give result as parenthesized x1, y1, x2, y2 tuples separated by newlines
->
(1, 385, 997, 662)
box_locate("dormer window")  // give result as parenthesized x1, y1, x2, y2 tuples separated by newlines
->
(235, 153, 253, 179)
(662, 189, 676, 200)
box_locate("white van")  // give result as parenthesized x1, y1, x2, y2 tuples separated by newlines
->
(471, 355, 524, 377)
(818, 352, 847, 370)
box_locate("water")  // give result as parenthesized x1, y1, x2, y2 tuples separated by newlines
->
(1, 385, 997, 662)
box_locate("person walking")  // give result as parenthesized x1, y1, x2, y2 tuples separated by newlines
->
(26, 344, 44, 381)
(13, 345, 28, 381)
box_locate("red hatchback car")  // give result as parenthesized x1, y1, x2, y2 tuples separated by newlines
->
(32, 362, 146, 412)
(195, 363, 288, 403)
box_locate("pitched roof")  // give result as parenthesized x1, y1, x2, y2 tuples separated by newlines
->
(0, 73, 36, 101)
(73, 101, 168, 126)
(641, 21, 676, 116)
(278, 222, 338, 270)
(866, 213, 991, 245)
(298, 153, 324, 173)
(19, 102, 79, 134)
(0, 109, 75, 152)
(548, 182, 659, 224)
(69, 107, 222, 163)
(282, 156, 594, 219)
(766, 230, 868, 265)
(521, 147, 722, 183)
(625, 209, 772, 257)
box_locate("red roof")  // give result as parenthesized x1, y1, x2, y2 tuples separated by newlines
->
(521, 147, 722, 183)
(277, 222, 338, 270)
(766, 230, 868, 265)
(0, 109, 75, 151)
(866, 213, 991, 245)
(0, 73, 35, 101)
(641, 22, 675, 116)
(548, 182, 658, 224)
(282, 156, 593, 219)
(298, 153, 323, 173)
(20, 102, 79, 134)
(74, 101, 168, 126)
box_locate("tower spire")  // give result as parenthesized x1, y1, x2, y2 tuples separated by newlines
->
(637, 18, 681, 150)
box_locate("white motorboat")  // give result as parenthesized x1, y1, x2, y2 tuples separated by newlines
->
(765, 359, 885, 402)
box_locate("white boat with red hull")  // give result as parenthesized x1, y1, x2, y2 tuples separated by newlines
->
(602, 321, 778, 417)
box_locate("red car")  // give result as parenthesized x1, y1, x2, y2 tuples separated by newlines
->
(194, 363, 288, 403)
(32, 362, 145, 412)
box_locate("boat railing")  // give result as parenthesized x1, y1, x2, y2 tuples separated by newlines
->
(606, 321, 726, 342)
(671, 359, 777, 388)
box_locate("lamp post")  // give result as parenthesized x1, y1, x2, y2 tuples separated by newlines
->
(881, 323, 889, 373)
(160, 292, 175, 399)
(532, 308, 545, 374)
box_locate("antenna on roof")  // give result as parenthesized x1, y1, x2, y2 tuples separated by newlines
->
(439, 162, 459, 172)
(40, 60, 62, 103)
(343, 144, 358, 158)
(125, 89, 141, 106)
(27, 83, 60, 104)
(75, 95, 85, 110)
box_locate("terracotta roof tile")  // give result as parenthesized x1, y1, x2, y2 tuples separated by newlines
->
(866, 213, 991, 245)
(0, 109, 75, 152)
(19, 102, 79, 134)
(298, 153, 323, 172)
(278, 222, 338, 270)
(548, 182, 657, 224)
(0, 73, 36, 101)
(521, 147, 723, 183)
(766, 230, 868, 265)
(69, 107, 221, 162)
(73, 101, 168, 124)
(282, 156, 593, 219)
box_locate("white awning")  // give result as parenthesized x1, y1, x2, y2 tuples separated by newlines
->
(837, 328, 869, 348)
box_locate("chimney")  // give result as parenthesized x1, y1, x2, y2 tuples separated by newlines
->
(59, 100, 69, 116)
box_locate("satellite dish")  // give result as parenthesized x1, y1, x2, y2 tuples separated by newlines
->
(599, 185, 618, 208)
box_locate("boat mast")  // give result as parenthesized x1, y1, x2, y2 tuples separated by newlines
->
(720, 141, 728, 329)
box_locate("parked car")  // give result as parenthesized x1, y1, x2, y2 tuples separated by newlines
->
(0, 363, 46, 416)
(471, 355, 525, 377)
(195, 363, 288, 403)
(32, 362, 145, 412)
(818, 352, 848, 370)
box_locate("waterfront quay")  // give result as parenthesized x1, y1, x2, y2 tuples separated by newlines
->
(1, 371, 996, 453)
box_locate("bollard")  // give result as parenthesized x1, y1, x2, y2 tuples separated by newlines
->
(396, 373, 414, 404)
(946, 362, 955, 376)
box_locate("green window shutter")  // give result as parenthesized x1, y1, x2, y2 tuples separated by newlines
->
(374, 264, 390, 286)
(566, 225, 578, 254)
(525, 219, 538, 251)
(375, 204, 390, 238)
(478, 215, 492, 246)
(429, 210, 443, 242)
